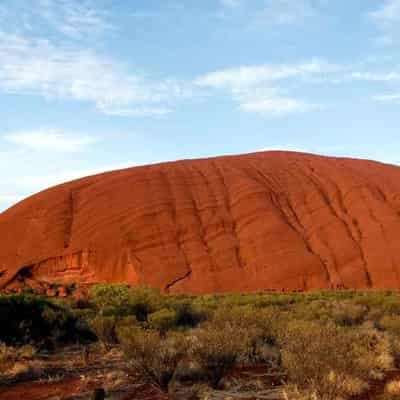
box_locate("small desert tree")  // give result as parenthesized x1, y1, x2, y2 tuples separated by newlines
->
(89, 316, 118, 350)
(191, 324, 247, 388)
(118, 327, 187, 392)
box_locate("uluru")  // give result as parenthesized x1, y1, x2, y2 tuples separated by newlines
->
(1, 151, 400, 295)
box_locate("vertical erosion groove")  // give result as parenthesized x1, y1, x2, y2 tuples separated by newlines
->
(64, 190, 74, 249)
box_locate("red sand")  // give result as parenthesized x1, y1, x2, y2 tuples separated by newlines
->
(1, 151, 400, 294)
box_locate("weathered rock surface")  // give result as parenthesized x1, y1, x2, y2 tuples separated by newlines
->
(1, 151, 400, 294)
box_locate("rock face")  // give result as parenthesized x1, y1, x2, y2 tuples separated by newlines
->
(1, 151, 400, 294)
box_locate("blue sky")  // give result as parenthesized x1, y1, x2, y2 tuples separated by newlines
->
(1, 0, 400, 211)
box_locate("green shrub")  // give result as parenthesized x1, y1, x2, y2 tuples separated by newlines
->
(0, 294, 87, 347)
(192, 294, 219, 313)
(355, 293, 400, 315)
(352, 324, 394, 380)
(171, 300, 207, 328)
(279, 319, 395, 399)
(119, 327, 187, 391)
(116, 315, 137, 331)
(88, 284, 131, 312)
(191, 324, 246, 388)
(89, 285, 164, 321)
(89, 316, 118, 350)
(279, 320, 368, 399)
(331, 302, 367, 326)
(211, 305, 284, 362)
(379, 315, 400, 335)
(148, 309, 178, 333)
(126, 286, 164, 321)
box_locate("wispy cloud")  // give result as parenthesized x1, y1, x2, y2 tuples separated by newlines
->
(0, 31, 192, 117)
(99, 107, 172, 117)
(255, 0, 317, 27)
(0, 161, 138, 211)
(351, 71, 400, 82)
(240, 98, 319, 116)
(196, 60, 337, 89)
(38, 0, 112, 39)
(2, 161, 139, 192)
(372, 93, 400, 102)
(4, 129, 99, 152)
(25, 0, 114, 40)
(195, 60, 336, 116)
(369, 0, 400, 45)
(219, 0, 319, 26)
(0, 0, 112, 41)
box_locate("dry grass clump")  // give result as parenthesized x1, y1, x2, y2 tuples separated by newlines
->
(0, 342, 39, 382)
(0, 342, 16, 374)
(6, 361, 43, 380)
(279, 320, 372, 399)
(89, 316, 118, 350)
(380, 315, 400, 335)
(327, 371, 369, 396)
(331, 301, 367, 326)
(118, 327, 187, 392)
(283, 378, 368, 400)
(282, 385, 319, 400)
(17, 344, 37, 360)
(209, 306, 282, 364)
(381, 380, 400, 400)
(119, 313, 260, 392)
(190, 324, 247, 388)
(385, 380, 400, 396)
(367, 315, 400, 367)
(353, 325, 394, 380)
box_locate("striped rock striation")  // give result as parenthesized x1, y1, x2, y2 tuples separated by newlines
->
(1, 151, 400, 294)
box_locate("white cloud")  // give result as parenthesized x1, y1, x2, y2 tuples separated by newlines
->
(4, 129, 98, 152)
(38, 0, 112, 39)
(255, 0, 317, 26)
(0, 157, 165, 211)
(99, 106, 172, 117)
(196, 60, 337, 89)
(219, 0, 318, 26)
(372, 93, 400, 102)
(0, 0, 112, 41)
(195, 60, 335, 116)
(351, 71, 400, 82)
(0, 31, 191, 117)
(0, 162, 136, 211)
(3, 161, 140, 192)
(370, 0, 400, 23)
(369, 0, 400, 45)
(240, 97, 319, 116)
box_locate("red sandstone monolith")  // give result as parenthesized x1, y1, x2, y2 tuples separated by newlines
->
(1, 151, 400, 294)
